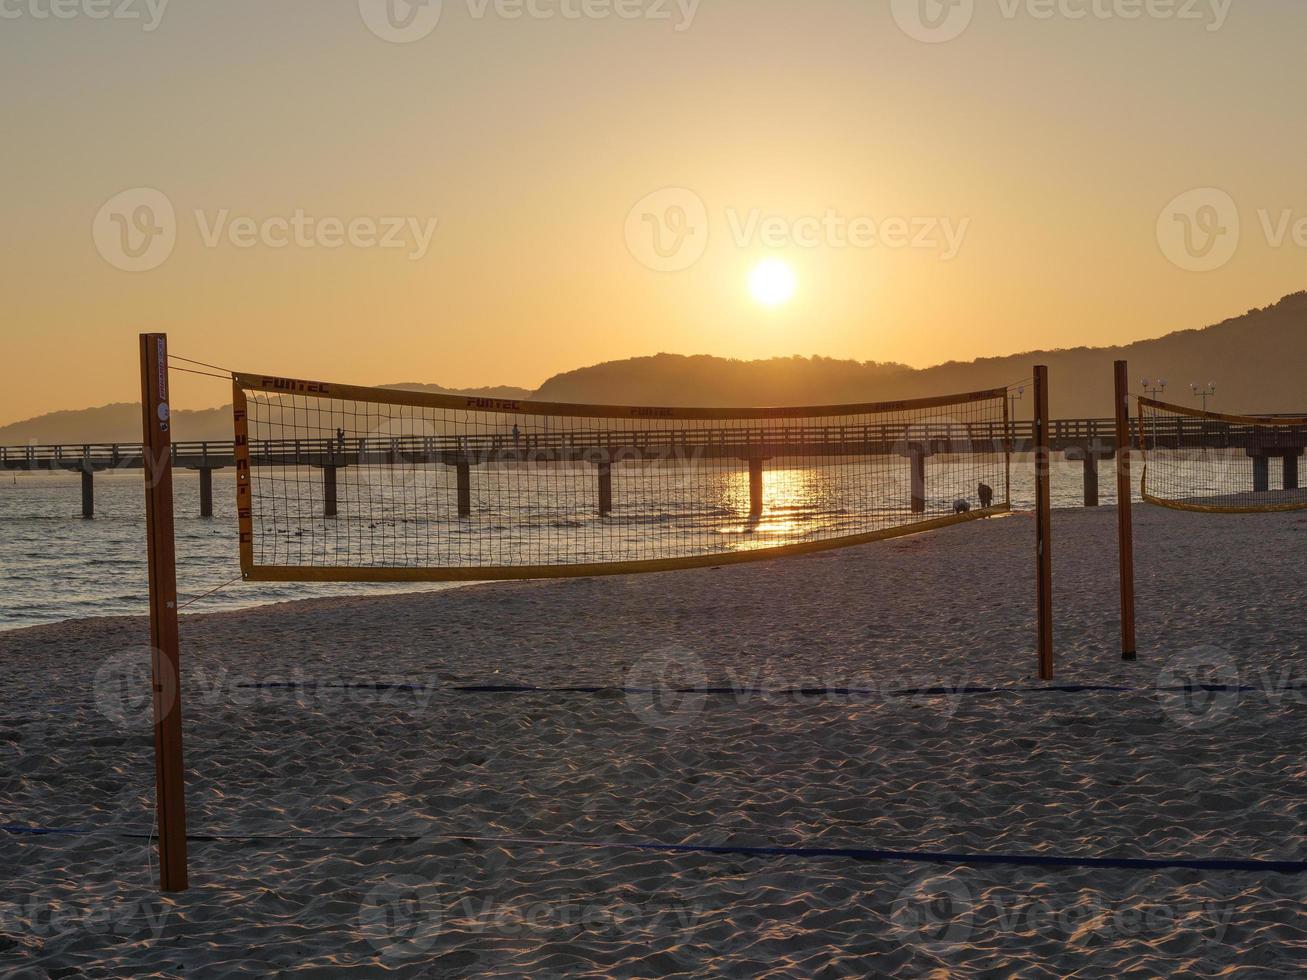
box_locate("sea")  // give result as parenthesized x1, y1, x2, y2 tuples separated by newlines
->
(1, 462, 1136, 631)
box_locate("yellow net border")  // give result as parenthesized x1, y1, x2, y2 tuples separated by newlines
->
(233, 372, 1013, 582)
(1138, 396, 1307, 514)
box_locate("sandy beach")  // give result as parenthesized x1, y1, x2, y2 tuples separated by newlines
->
(3, 505, 1306, 977)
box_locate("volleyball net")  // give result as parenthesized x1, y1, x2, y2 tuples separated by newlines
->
(232, 373, 1013, 582)
(1138, 397, 1307, 513)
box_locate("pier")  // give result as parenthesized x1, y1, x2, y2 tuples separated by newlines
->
(4, 415, 1303, 517)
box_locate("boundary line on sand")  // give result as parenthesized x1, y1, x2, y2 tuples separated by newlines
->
(234, 681, 1307, 699)
(4, 826, 1304, 875)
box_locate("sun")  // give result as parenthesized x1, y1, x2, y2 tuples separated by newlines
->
(749, 259, 796, 307)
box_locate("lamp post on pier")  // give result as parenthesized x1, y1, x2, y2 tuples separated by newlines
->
(1008, 386, 1025, 419)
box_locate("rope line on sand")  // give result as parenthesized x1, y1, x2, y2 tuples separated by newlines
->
(4, 825, 1304, 874)
(8, 681, 1299, 726)
(234, 681, 1307, 699)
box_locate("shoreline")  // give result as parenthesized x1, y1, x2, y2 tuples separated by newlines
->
(0, 505, 1055, 636)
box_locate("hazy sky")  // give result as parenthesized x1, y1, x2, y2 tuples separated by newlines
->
(3, 0, 1306, 424)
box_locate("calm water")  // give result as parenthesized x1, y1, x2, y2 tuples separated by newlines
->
(0, 462, 1130, 631)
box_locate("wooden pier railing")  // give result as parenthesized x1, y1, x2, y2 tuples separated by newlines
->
(5, 415, 1303, 517)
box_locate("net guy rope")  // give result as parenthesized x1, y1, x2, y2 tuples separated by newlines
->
(134, 334, 1049, 892)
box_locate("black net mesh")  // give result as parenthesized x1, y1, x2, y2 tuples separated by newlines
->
(233, 374, 1013, 580)
(1139, 398, 1307, 513)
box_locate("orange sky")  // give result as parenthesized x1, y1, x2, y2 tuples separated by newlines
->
(3, 1, 1306, 426)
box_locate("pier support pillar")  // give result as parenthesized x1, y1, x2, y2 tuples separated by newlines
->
(598, 461, 613, 516)
(199, 468, 213, 518)
(323, 465, 338, 518)
(81, 468, 94, 519)
(1081, 453, 1100, 507)
(457, 461, 472, 517)
(910, 446, 927, 514)
(1252, 454, 1270, 494)
(748, 458, 764, 517)
(1067, 443, 1114, 508)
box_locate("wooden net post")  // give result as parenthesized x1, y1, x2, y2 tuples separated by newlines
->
(139, 333, 189, 892)
(1113, 360, 1138, 660)
(1033, 365, 1054, 681)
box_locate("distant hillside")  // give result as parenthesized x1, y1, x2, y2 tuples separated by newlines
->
(893, 290, 1307, 417)
(534, 355, 911, 406)
(0, 384, 533, 444)
(533, 292, 1307, 417)
(379, 383, 533, 402)
(0, 404, 237, 446)
(4, 291, 1306, 442)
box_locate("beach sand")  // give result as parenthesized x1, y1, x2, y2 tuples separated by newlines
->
(3, 506, 1306, 977)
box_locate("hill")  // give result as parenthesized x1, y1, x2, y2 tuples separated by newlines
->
(533, 291, 1307, 417)
(3, 291, 1305, 443)
(0, 384, 533, 445)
